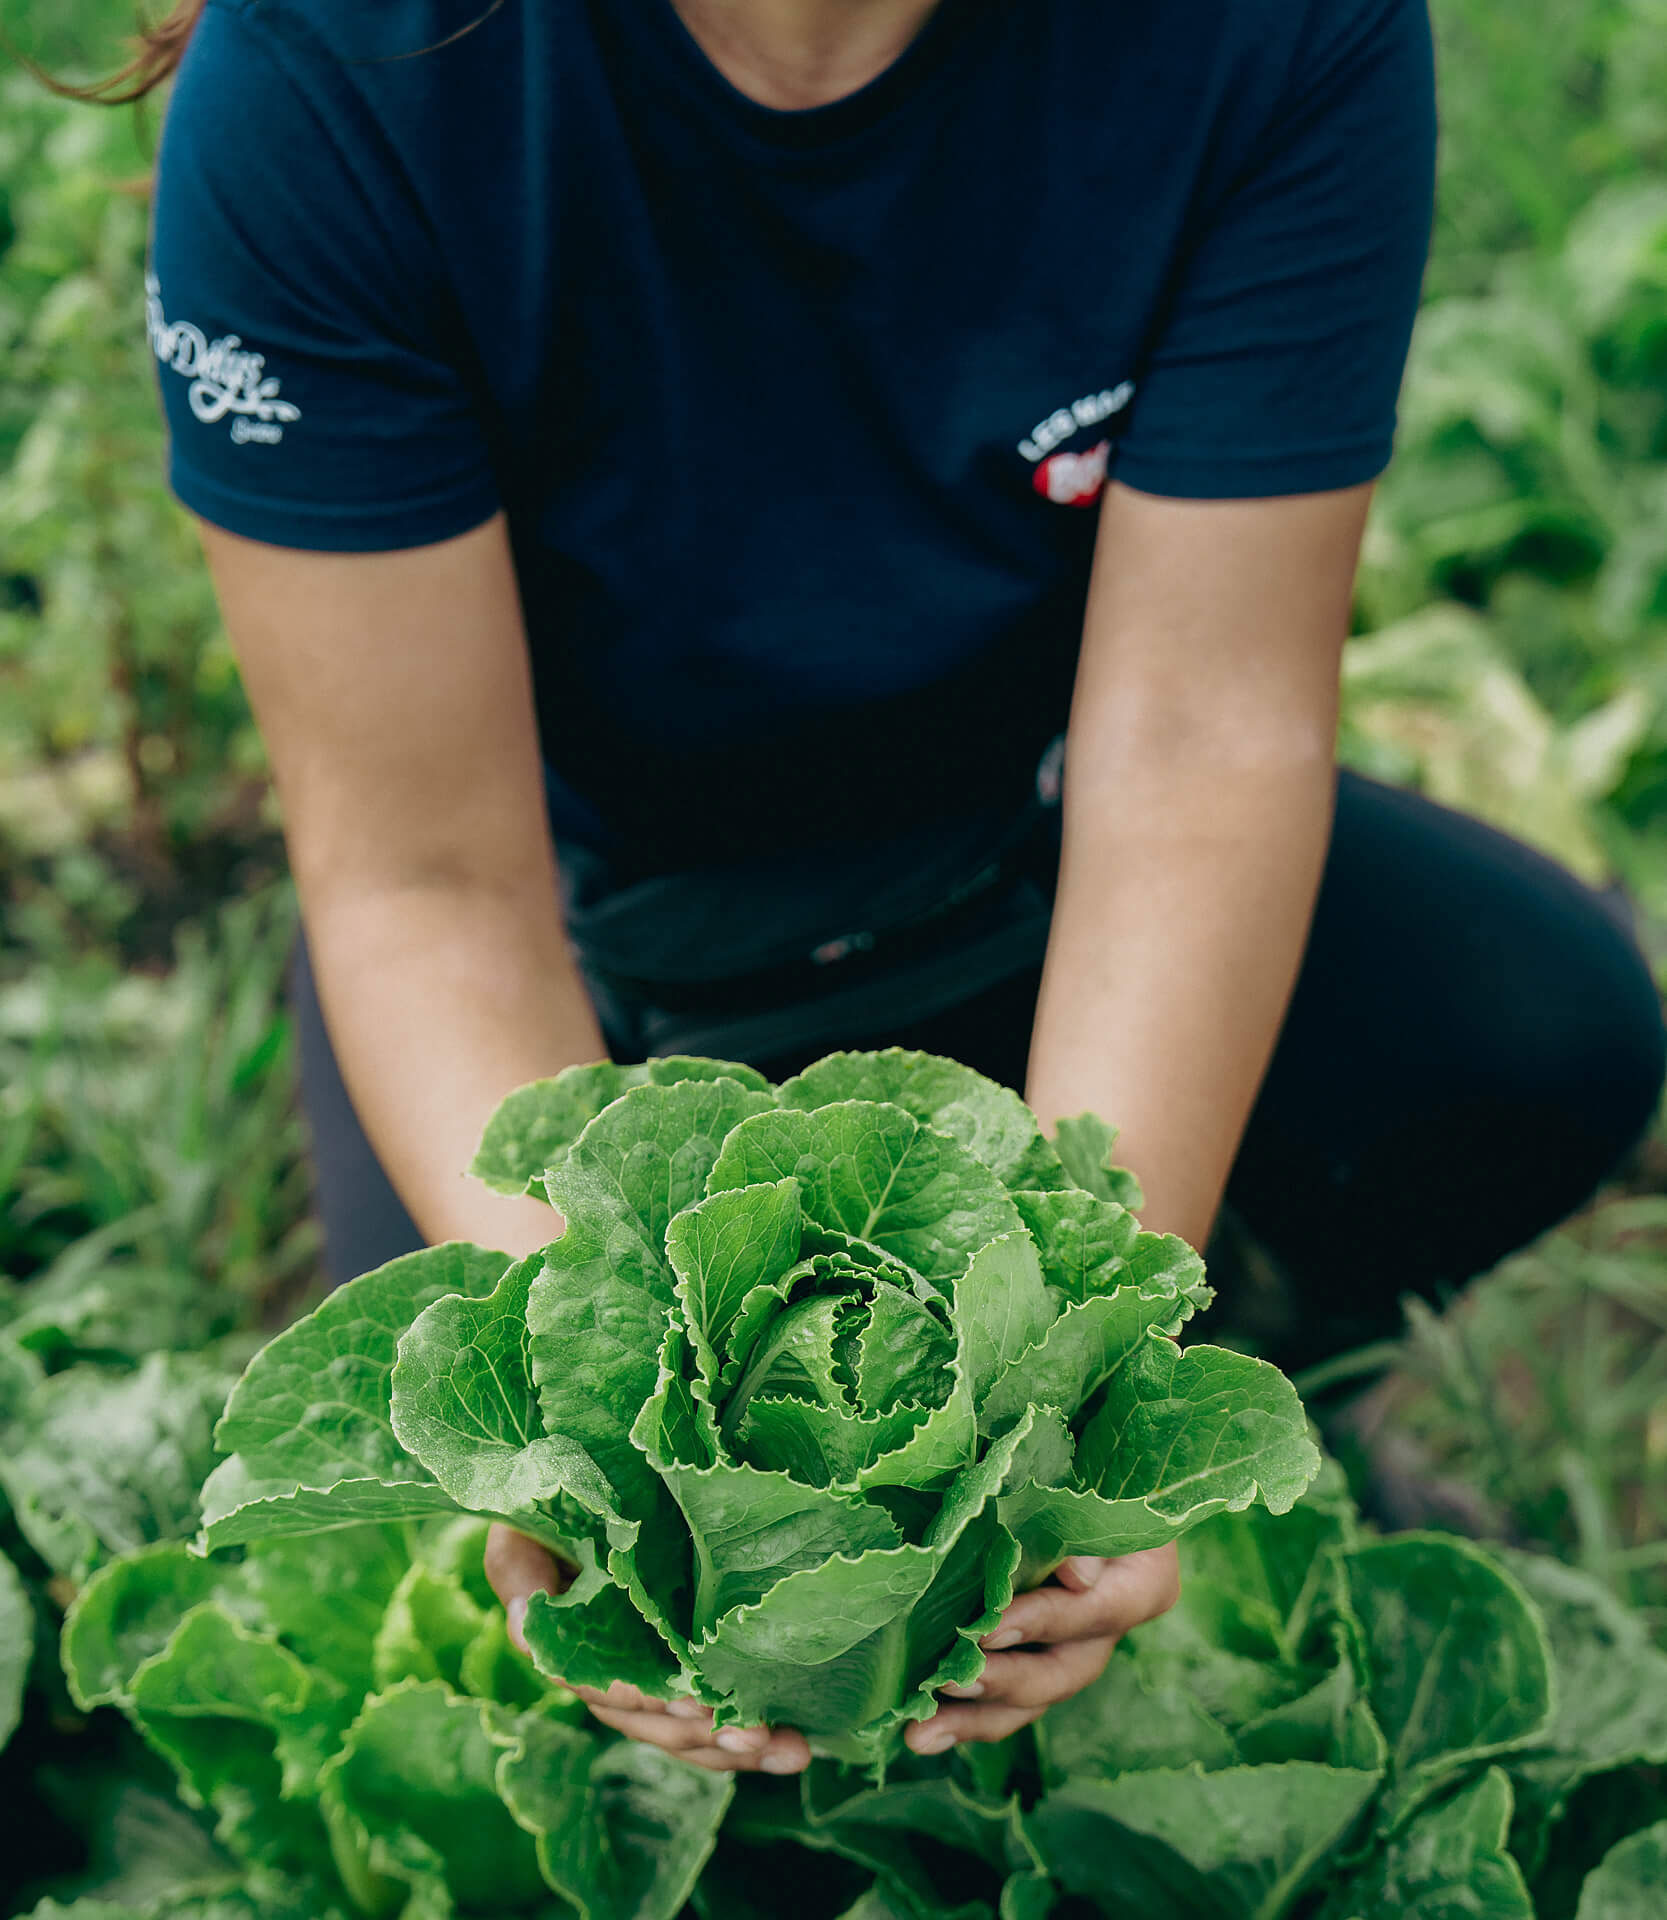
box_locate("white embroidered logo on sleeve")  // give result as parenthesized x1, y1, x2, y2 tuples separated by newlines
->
(145, 272, 302, 445)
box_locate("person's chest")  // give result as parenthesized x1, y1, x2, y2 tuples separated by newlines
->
(401, 0, 1279, 569)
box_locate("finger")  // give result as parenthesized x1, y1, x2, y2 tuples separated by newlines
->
(484, 1525, 573, 1655)
(563, 1684, 715, 1726)
(585, 1703, 811, 1774)
(567, 1681, 688, 1718)
(940, 1637, 1117, 1712)
(581, 1703, 801, 1763)
(583, 1703, 737, 1752)
(906, 1701, 1044, 1753)
(675, 1745, 814, 1775)
(1052, 1555, 1111, 1593)
(484, 1522, 565, 1609)
(981, 1545, 1181, 1650)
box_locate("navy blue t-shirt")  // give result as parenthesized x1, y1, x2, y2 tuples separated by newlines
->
(147, 0, 1435, 872)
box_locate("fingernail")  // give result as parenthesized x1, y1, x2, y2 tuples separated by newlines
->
(913, 1725, 957, 1755)
(939, 1680, 984, 1699)
(506, 1597, 528, 1651)
(716, 1728, 770, 1754)
(981, 1626, 1023, 1651)
(760, 1749, 807, 1774)
(1064, 1556, 1105, 1588)
(665, 1698, 708, 1720)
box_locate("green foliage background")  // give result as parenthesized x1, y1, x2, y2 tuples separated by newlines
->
(0, 0, 275, 977)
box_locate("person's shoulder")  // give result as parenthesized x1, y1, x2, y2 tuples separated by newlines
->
(173, 0, 550, 169)
(190, 0, 592, 133)
(1275, 0, 1431, 80)
(1182, 0, 1427, 65)
(1148, 0, 1430, 130)
(1054, 0, 1424, 98)
(1125, 0, 1426, 59)
(204, 0, 507, 64)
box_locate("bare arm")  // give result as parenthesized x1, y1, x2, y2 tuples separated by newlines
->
(1026, 480, 1373, 1247)
(201, 508, 828, 1773)
(912, 480, 1369, 1755)
(201, 510, 817, 1769)
(196, 511, 604, 1261)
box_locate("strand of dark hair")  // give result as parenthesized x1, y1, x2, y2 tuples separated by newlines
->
(6, 0, 510, 108)
(5, 0, 206, 105)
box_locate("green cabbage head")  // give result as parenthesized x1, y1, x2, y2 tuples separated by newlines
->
(200, 1050, 1319, 1770)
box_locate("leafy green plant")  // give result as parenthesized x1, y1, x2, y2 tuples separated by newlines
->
(0, 1338, 235, 1589)
(27, 1447, 1667, 1919)
(1426, 0, 1667, 298)
(718, 1467, 1667, 1920)
(1345, 171, 1667, 907)
(1329, 2, 1667, 910)
(1573, 1822, 1667, 1917)
(0, 46, 271, 934)
(0, 1319, 238, 1894)
(0, 1539, 29, 1748)
(0, 880, 320, 1884)
(34, 1516, 731, 1920)
(1323, 1192, 1667, 1637)
(1362, 175, 1667, 639)
(1337, 600, 1651, 885)
(199, 1050, 1318, 1771)
(0, 881, 319, 1330)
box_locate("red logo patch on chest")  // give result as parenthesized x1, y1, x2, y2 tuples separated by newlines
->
(1033, 438, 1111, 508)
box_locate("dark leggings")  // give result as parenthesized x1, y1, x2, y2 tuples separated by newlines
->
(288, 771, 1667, 1371)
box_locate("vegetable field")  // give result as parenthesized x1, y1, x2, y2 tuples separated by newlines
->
(3, 1, 1667, 1918)
(12, 1053, 1667, 1920)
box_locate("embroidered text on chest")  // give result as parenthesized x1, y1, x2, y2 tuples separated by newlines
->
(1017, 383, 1134, 464)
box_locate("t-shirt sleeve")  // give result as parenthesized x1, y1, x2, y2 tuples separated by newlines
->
(145, 0, 501, 551)
(1112, 0, 1437, 501)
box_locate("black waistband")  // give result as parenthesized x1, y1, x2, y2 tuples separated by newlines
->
(583, 815, 1058, 1018)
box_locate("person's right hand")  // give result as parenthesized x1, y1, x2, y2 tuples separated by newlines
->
(484, 1523, 812, 1775)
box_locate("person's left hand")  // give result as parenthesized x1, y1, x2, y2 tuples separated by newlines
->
(904, 1543, 1181, 1754)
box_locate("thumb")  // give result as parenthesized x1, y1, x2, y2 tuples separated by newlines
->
(484, 1523, 567, 1653)
(1052, 1556, 1109, 1593)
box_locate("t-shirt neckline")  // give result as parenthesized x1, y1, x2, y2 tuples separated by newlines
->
(629, 0, 991, 149)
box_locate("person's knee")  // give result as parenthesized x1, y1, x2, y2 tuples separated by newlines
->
(1535, 915, 1666, 1172)
(1600, 969, 1667, 1166)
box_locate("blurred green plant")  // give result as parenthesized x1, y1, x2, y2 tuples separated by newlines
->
(1350, 164, 1667, 914)
(0, 881, 319, 1331)
(1305, 1190, 1667, 1642)
(1428, 0, 1667, 298)
(1338, 601, 1652, 886)
(0, 879, 322, 1899)
(0, 36, 274, 966)
(1362, 178, 1667, 644)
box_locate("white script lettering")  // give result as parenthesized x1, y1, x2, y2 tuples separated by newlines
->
(145, 272, 301, 441)
(1018, 382, 1135, 463)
